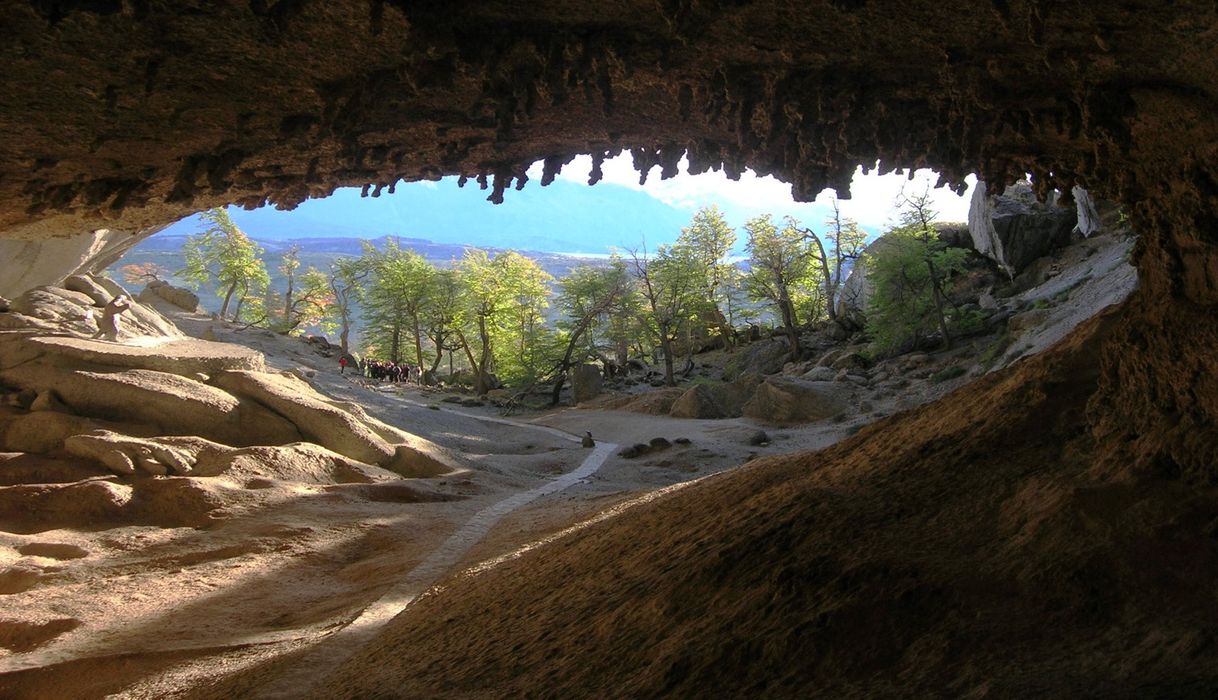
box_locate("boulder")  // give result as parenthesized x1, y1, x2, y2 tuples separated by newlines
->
(0, 480, 134, 534)
(0, 365, 301, 447)
(0, 335, 264, 374)
(139, 279, 200, 312)
(64, 430, 198, 476)
(802, 366, 837, 382)
(968, 180, 1077, 276)
(1073, 186, 1102, 237)
(722, 339, 791, 380)
(830, 352, 867, 371)
(742, 378, 845, 424)
(571, 363, 603, 403)
(669, 372, 763, 419)
(605, 387, 685, 415)
(5, 284, 184, 340)
(63, 274, 112, 305)
(385, 434, 463, 478)
(193, 442, 397, 483)
(0, 451, 132, 487)
(835, 234, 904, 325)
(209, 369, 396, 465)
(669, 384, 730, 419)
(0, 411, 115, 454)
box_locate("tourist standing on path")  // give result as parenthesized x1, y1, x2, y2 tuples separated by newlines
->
(339, 356, 348, 374)
(90, 294, 131, 342)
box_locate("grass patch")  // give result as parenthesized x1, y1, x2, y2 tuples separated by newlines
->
(979, 331, 1013, 370)
(930, 365, 967, 383)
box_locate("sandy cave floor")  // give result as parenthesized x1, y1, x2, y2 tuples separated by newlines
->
(0, 314, 858, 699)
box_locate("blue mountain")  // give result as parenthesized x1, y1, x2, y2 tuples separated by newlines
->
(161, 178, 694, 254)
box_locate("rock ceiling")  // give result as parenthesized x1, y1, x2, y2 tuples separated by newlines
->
(2, 2, 1214, 279)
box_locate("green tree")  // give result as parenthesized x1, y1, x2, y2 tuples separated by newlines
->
(864, 191, 969, 355)
(794, 197, 867, 323)
(423, 269, 462, 376)
(550, 260, 631, 405)
(455, 249, 553, 393)
(328, 256, 369, 354)
(361, 239, 437, 363)
(181, 208, 269, 320)
(271, 245, 334, 334)
(674, 205, 738, 349)
(629, 244, 700, 386)
(743, 215, 816, 358)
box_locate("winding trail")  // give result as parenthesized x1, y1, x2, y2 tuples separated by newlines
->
(251, 409, 617, 699)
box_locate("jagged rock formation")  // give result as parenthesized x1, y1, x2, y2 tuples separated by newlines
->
(968, 181, 1079, 275)
(2, 1, 1218, 696)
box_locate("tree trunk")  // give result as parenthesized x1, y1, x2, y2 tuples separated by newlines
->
(925, 258, 952, 349)
(802, 227, 836, 321)
(476, 315, 493, 394)
(659, 322, 675, 387)
(778, 292, 801, 359)
(457, 332, 481, 391)
(430, 336, 445, 373)
(550, 322, 590, 406)
(220, 280, 238, 318)
(410, 313, 424, 367)
(282, 276, 295, 332)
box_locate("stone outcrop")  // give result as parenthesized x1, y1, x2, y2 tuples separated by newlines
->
(721, 340, 790, 381)
(0, 227, 160, 300)
(741, 377, 844, 424)
(138, 280, 200, 312)
(209, 370, 405, 467)
(668, 383, 730, 420)
(1, 279, 185, 341)
(669, 372, 763, 419)
(0, 364, 303, 448)
(571, 363, 603, 403)
(967, 181, 1078, 276)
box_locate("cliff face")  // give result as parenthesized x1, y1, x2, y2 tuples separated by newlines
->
(4, 1, 1218, 694)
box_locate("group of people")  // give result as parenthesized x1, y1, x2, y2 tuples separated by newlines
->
(345, 357, 424, 384)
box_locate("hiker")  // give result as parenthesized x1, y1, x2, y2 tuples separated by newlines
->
(90, 294, 131, 342)
(339, 356, 348, 374)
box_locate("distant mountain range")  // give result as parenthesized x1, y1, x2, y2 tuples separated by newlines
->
(159, 177, 694, 255)
(108, 234, 615, 338)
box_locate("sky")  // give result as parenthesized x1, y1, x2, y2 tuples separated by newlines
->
(529, 153, 976, 233)
(161, 153, 977, 255)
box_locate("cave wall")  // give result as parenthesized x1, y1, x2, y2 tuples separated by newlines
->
(1, 2, 1213, 245)
(3, 0, 1218, 475)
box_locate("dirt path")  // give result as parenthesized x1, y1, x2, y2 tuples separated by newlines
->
(250, 436, 617, 699)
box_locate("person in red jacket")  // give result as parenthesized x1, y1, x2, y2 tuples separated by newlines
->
(339, 356, 348, 374)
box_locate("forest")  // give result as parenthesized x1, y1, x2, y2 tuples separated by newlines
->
(122, 193, 977, 403)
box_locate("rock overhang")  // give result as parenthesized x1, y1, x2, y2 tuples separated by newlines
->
(0, 1, 1216, 301)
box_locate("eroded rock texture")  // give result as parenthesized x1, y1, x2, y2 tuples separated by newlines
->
(3, 1, 1218, 695)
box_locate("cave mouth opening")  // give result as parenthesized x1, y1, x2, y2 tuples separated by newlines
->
(117, 153, 981, 340)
